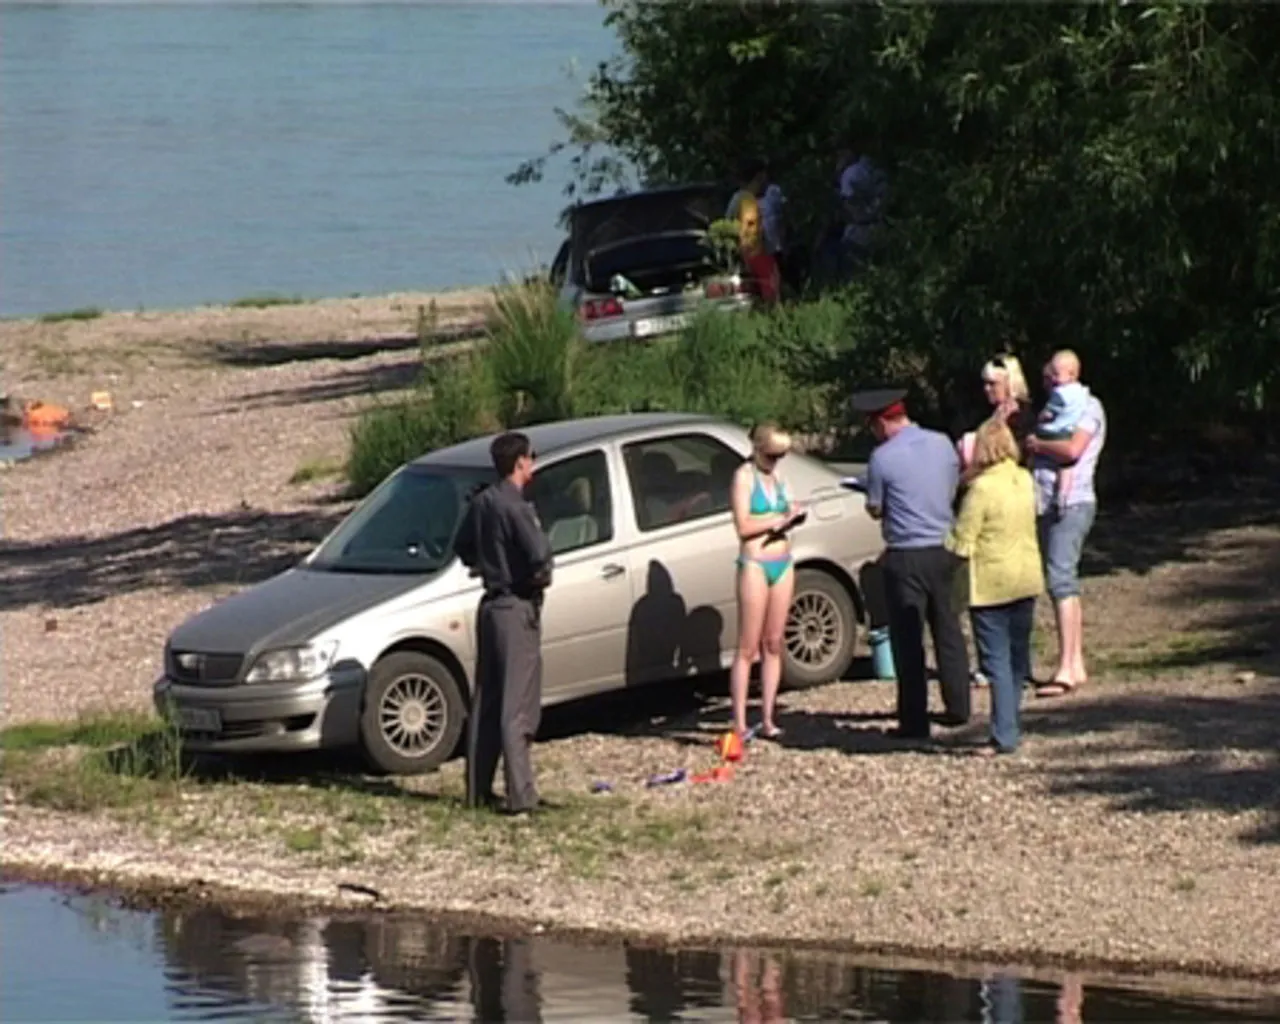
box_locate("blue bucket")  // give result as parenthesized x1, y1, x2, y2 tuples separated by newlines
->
(868, 626, 896, 680)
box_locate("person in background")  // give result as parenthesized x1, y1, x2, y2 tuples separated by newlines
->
(454, 432, 554, 816)
(1036, 349, 1091, 511)
(725, 159, 781, 304)
(758, 163, 789, 287)
(837, 142, 888, 265)
(958, 354, 1034, 474)
(853, 389, 970, 740)
(1026, 352, 1107, 698)
(947, 419, 1043, 755)
(729, 422, 806, 740)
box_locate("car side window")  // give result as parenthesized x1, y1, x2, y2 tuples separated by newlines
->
(549, 239, 570, 287)
(622, 433, 743, 533)
(527, 450, 613, 555)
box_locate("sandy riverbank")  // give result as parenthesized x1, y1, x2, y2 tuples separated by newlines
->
(2, 288, 1279, 982)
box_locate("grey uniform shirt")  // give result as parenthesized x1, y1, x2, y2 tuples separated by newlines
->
(455, 479, 553, 601)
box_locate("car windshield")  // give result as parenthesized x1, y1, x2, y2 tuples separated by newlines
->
(308, 465, 493, 574)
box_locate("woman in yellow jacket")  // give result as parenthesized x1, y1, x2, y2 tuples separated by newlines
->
(947, 418, 1043, 755)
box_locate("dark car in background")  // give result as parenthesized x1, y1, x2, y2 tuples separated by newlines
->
(549, 183, 756, 343)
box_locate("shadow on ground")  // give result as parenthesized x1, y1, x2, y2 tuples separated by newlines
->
(200, 319, 484, 369)
(1082, 469, 1280, 677)
(0, 506, 344, 611)
(1026, 687, 1280, 844)
(214, 358, 425, 412)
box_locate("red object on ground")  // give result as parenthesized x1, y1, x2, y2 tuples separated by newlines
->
(691, 764, 735, 784)
(715, 730, 745, 763)
(23, 401, 70, 429)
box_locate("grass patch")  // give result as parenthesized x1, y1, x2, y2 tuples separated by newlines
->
(38, 306, 103, 323)
(2, 714, 187, 812)
(1, 711, 161, 752)
(284, 827, 325, 853)
(228, 293, 304, 309)
(346, 280, 870, 495)
(289, 454, 345, 485)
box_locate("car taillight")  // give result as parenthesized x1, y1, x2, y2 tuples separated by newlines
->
(580, 297, 624, 320)
(705, 277, 751, 299)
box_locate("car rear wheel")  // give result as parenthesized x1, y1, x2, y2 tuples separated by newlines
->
(783, 568, 857, 689)
(360, 651, 465, 774)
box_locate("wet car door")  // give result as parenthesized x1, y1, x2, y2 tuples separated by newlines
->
(526, 447, 633, 702)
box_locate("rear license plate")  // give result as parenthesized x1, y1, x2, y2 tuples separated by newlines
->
(633, 314, 690, 338)
(175, 706, 221, 733)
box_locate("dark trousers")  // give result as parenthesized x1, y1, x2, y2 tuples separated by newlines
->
(881, 546, 971, 736)
(467, 596, 543, 812)
(971, 598, 1035, 752)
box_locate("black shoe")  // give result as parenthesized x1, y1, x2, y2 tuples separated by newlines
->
(467, 791, 502, 811)
(935, 713, 970, 728)
(888, 727, 932, 743)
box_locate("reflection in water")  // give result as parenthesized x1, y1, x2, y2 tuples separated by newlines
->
(3, 883, 1279, 1023)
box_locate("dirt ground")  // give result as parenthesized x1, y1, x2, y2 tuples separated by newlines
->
(2, 295, 1279, 980)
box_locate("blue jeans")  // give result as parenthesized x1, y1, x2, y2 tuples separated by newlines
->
(970, 598, 1035, 752)
(1038, 503, 1096, 600)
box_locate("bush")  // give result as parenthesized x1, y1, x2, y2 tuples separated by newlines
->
(487, 280, 588, 426)
(347, 282, 874, 495)
(346, 353, 496, 496)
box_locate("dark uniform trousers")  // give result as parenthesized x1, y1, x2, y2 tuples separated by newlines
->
(881, 545, 970, 735)
(468, 594, 543, 812)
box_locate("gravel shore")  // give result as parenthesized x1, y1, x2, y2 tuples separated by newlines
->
(2, 293, 1278, 981)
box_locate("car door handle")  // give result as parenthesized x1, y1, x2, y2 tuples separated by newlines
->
(600, 563, 626, 580)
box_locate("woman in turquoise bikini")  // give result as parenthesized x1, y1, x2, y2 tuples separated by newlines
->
(730, 422, 807, 740)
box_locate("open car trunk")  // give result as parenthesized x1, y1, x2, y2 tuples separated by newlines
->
(569, 184, 731, 296)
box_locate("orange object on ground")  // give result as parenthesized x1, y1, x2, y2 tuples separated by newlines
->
(90, 391, 114, 412)
(715, 730, 745, 763)
(23, 401, 70, 429)
(691, 764, 735, 784)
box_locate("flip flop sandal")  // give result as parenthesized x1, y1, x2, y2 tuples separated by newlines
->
(1034, 680, 1076, 699)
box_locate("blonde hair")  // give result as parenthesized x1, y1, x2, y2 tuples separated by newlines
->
(1052, 349, 1081, 381)
(751, 421, 792, 457)
(981, 354, 1029, 404)
(971, 418, 1020, 473)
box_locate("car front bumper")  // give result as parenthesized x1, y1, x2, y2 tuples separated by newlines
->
(153, 663, 364, 754)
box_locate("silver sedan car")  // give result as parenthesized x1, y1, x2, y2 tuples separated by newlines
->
(155, 413, 883, 773)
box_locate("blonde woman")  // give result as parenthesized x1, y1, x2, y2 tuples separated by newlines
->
(958, 354, 1033, 471)
(730, 422, 806, 739)
(947, 419, 1043, 755)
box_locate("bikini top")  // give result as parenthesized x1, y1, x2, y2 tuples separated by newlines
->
(749, 467, 790, 515)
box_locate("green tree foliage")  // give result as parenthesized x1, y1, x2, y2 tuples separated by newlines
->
(515, 2, 1280, 441)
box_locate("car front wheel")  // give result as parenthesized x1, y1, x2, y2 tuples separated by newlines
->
(783, 568, 858, 689)
(360, 651, 465, 774)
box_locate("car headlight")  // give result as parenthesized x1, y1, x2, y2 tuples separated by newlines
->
(244, 642, 338, 684)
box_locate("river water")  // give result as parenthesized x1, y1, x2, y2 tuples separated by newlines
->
(2, 882, 1277, 1022)
(0, 1, 616, 318)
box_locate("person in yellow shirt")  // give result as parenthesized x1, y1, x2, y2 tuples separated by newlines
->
(725, 159, 780, 303)
(946, 418, 1043, 755)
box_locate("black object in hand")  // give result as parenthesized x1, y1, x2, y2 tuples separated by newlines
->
(788, 511, 808, 528)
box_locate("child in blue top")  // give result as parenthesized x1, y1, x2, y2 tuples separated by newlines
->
(1037, 350, 1090, 510)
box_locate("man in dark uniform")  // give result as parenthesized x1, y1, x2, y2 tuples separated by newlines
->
(454, 431, 553, 815)
(851, 389, 970, 740)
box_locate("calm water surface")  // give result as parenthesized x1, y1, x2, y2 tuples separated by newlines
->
(0, 1, 615, 317)
(3, 882, 1278, 1022)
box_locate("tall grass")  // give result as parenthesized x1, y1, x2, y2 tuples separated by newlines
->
(486, 280, 588, 426)
(346, 282, 869, 494)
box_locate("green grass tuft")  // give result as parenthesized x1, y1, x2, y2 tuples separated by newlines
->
(38, 306, 103, 323)
(228, 293, 304, 309)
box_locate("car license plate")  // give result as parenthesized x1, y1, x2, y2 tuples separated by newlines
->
(633, 314, 689, 338)
(175, 706, 221, 733)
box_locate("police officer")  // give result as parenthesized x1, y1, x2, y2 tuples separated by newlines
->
(454, 431, 553, 815)
(851, 389, 970, 740)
